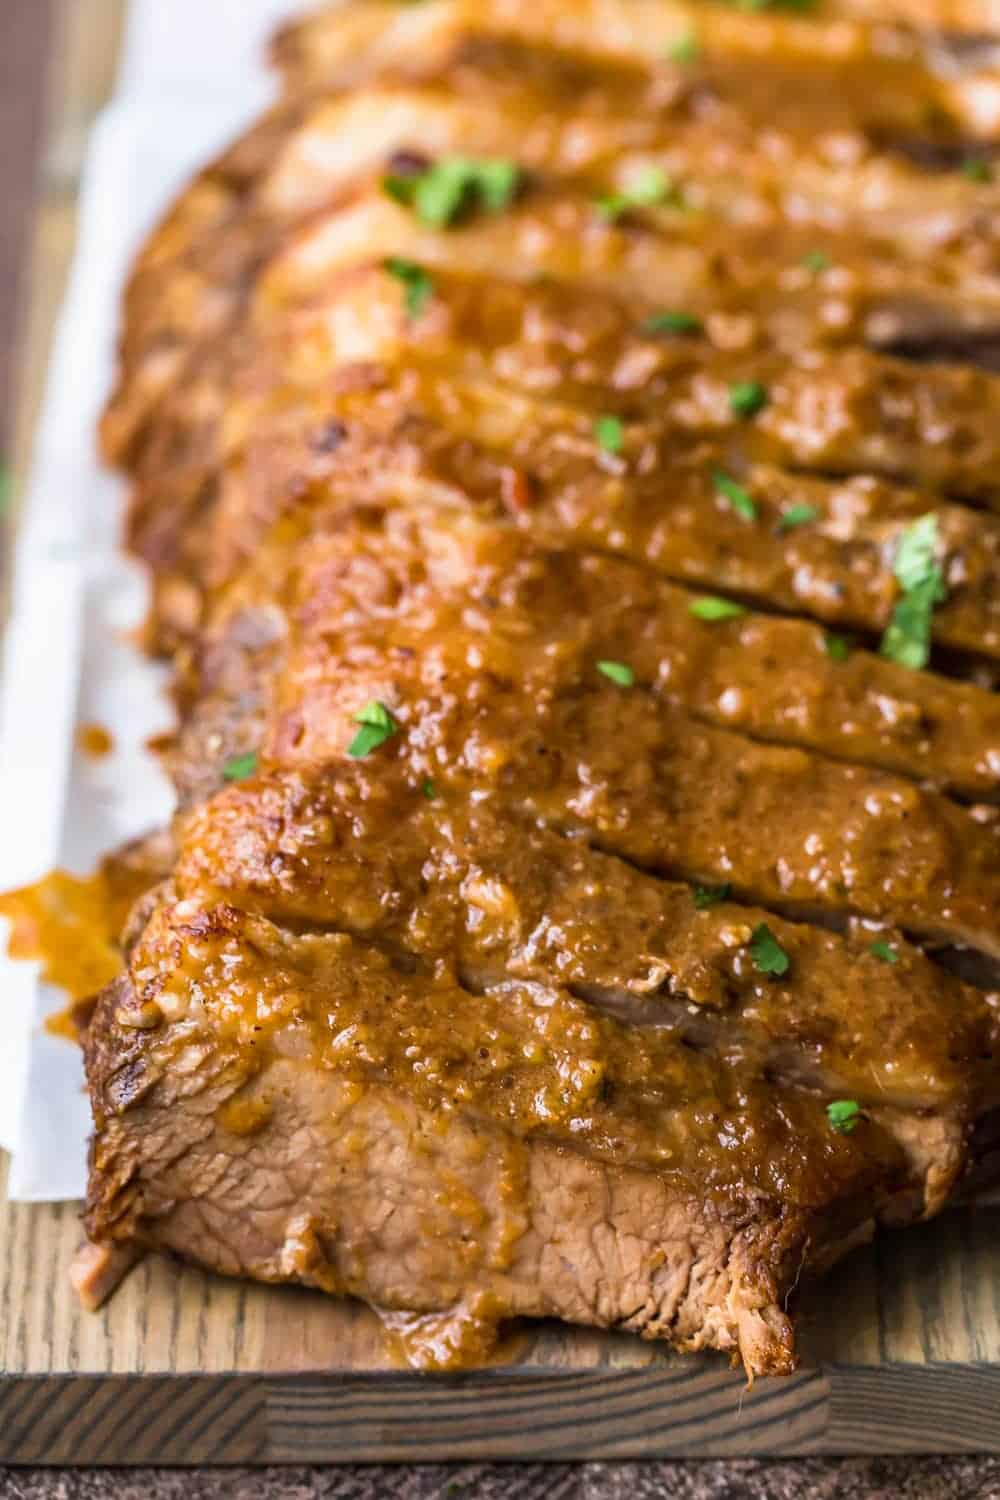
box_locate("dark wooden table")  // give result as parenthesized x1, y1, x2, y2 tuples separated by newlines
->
(1, 3, 1000, 1494)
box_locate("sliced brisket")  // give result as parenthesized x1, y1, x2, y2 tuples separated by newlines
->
(77, 0, 1000, 1373)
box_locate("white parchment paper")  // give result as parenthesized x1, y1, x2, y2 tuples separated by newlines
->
(0, 0, 319, 1199)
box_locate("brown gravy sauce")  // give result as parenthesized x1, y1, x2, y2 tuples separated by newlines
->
(0, 848, 156, 1040)
(77, 722, 115, 759)
(377, 1302, 532, 1371)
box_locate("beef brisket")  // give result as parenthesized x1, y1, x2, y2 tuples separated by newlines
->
(80, 0, 1000, 1373)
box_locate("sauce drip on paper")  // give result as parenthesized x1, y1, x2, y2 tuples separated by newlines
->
(0, 845, 161, 1039)
(0, 870, 123, 1039)
(77, 722, 115, 758)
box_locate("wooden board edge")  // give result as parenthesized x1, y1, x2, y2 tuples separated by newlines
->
(0, 1375, 269, 1465)
(3, 1363, 1000, 1463)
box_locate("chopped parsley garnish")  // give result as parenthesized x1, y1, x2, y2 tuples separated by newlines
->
(667, 29, 701, 63)
(879, 513, 946, 670)
(893, 512, 941, 591)
(728, 380, 769, 419)
(713, 469, 756, 522)
(383, 156, 522, 228)
(693, 883, 730, 909)
(778, 503, 818, 531)
(823, 633, 852, 662)
(596, 165, 677, 222)
(748, 923, 790, 977)
(869, 940, 899, 964)
(597, 659, 635, 687)
(222, 750, 258, 782)
(383, 257, 434, 317)
(348, 700, 400, 758)
(689, 595, 747, 622)
(801, 250, 831, 274)
(881, 576, 946, 669)
(0, 461, 10, 517)
(422, 778, 437, 800)
(733, 0, 816, 11)
(827, 1099, 863, 1134)
(962, 156, 992, 183)
(642, 310, 703, 337)
(594, 415, 625, 454)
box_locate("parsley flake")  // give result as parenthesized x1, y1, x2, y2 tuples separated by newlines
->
(880, 513, 946, 670)
(893, 512, 941, 591)
(693, 883, 730, 909)
(642, 310, 703, 337)
(728, 380, 769, 419)
(823, 633, 852, 662)
(596, 165, 677, 222)
(748, 923, 790, 977)
(689, 595, 747, 622)
(383, 257, 434, 317)
(594, 415, 625, 454)
(597, 659, 635, 687)
(222, 750, 258, 782)
(384, 156, 522, 228)
(713, 469, 756, 522)
(733, 0, 816, 11)
(422, 778, 437, 800)
(869, 940, 899, 964)
(801, 250, 831, 274)
(668, 29, 701, 63)
(0, 461, 11, 518)
(827, 1099, 863, 1134)
(348, 701, 399, 758)
(962, 156, 992, 183)
(778, 503, 818, 531)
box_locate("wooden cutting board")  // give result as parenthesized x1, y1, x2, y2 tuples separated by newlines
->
(4, 0, 1000, 1464)
(4, 1150, 1000, 1462)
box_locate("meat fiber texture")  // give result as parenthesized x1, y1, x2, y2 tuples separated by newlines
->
(20, 0, 1000, 1371)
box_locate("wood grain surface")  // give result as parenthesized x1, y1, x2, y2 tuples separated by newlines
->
(6, 1123, 1000, 1462)
(4, 0, 1000, 1466)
